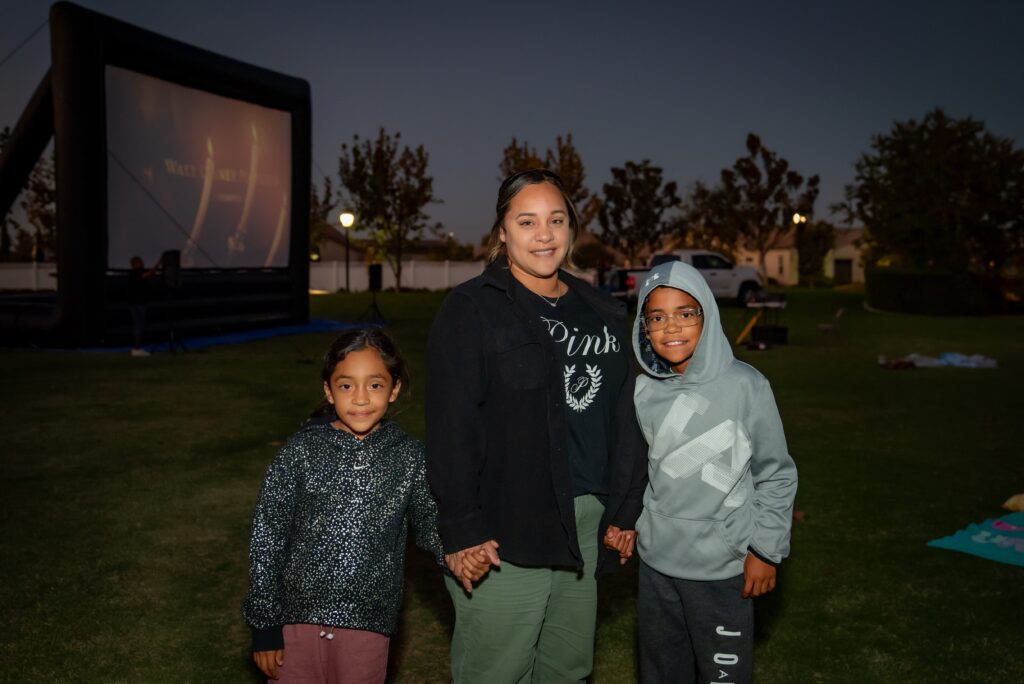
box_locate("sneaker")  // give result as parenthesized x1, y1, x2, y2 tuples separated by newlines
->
(131, 348, 151, 357)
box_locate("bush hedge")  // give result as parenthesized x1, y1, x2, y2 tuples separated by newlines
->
(865, 267, 1001, 315)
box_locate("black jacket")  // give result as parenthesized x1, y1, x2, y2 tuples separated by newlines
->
(425, 258, 647, 576)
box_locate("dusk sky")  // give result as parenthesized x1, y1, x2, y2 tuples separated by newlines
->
(2, 0, 1023, 243)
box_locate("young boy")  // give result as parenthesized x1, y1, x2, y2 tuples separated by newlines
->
(631, 261, 797, 684)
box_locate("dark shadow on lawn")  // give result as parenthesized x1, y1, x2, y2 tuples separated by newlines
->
(387, 538, 454, 682)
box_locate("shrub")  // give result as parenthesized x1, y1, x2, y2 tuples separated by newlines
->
(865, 267, 1001, 315)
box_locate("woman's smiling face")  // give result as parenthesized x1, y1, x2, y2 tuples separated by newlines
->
(500, 181, 569, 286)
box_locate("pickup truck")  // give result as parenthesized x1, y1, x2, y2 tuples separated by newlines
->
(610, 250, 763, 305)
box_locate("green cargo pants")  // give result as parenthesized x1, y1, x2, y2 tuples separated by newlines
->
(444, 494, 604, 684)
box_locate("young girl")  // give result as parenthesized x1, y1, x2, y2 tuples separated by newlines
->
(243, 327, 444, 684)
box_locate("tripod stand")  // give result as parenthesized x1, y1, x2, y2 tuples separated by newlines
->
(158, 249, 188, 353)
(358, 263, 385, 323)
(358, 290, 384, 322)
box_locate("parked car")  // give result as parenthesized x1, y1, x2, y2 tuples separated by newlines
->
(609, 250, 763, 305)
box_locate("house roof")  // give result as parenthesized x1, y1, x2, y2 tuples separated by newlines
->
(834, 226, 864, 249)
(737, 225, 866, 253)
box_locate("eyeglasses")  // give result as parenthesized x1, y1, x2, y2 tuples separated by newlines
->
(643, 308, 703, 331)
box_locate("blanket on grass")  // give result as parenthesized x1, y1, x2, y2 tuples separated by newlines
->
(927, 512, 1024, 567)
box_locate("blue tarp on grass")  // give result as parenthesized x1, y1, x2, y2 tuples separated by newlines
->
(85, 319, 358, 352)
(927, 512, 1024, 567)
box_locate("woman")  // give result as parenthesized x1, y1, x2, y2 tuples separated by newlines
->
(425, 169, 647, 683)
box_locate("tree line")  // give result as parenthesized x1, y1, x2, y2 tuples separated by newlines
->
(4, 107, 1022, 292)
(322, 107, 1022, 289)
(0, 128, 55, 262)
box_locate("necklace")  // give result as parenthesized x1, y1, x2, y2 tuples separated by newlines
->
(530, 280, 565, 308)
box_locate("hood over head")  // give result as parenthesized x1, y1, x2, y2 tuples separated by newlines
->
(632, 261, 734, 386)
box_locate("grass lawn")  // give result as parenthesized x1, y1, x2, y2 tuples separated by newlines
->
(1, 288, 1021, 683)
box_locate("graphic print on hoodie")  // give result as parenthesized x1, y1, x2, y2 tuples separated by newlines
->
(631, 262, 797, 581)
(523, 286, 626, 497)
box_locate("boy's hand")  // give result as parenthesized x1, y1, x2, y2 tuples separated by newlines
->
(742, 552, 776, 598)
(603, 525, 637, 565)
(253, 648, 284, 679)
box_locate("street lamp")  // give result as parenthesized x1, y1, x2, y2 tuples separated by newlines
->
(339, 211, 355, 291)
(792, 212, 807, 225)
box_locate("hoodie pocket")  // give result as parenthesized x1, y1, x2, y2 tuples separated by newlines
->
(718, 507, 752, 562)
(638, 509, 747, 578)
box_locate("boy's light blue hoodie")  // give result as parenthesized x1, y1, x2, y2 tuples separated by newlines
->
(632, 262, 797, 580)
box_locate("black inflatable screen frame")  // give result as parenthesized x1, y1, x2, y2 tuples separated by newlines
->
(0, 1, 311, 346)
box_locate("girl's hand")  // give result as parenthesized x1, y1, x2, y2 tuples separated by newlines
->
(603, 525, 637, 564)
(253, 649, 284, 679)
(446, 540, 500, 592)
(460, 547, 492, 581)
(742, 553, 777, 598)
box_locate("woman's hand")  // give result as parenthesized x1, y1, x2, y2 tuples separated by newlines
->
(445, 539, 500, 592)
(603, 525, 637, 565)
(253, 649, 284, 679)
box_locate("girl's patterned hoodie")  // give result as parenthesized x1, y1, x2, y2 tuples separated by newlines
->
(243, 420, 443, 651)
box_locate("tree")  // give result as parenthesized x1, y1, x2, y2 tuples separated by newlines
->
(338, 128, 439, 291)
(681, 180, 739, 258)
(795, 219, 835, 286)
(0, 127, 15, 260)
(689, 134, 820, 278)
(21, 146, 56, 261)
(498, 137, 543, 178)
(0, 127, 55, 262)
(836, 107, 1024, 273)
(597, 160, 681, 265)
(423, 228, 475, 261)
(571, 240, 614, 271)
(308, 175, 337, 257)
(499, 133, 600, 228)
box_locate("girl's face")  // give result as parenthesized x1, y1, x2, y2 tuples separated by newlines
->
(500, 182, 570, 286)
(322, 347, 401, 439)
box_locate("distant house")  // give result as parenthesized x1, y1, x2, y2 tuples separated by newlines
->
(735, 232, 800, 286)
(734, 226, 866, 285)
(824, 227, 865, 285)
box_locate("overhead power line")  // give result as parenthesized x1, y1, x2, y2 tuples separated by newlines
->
(0, 19, 48, 72)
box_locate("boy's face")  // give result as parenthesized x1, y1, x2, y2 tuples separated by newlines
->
(643, 286, 704, 375)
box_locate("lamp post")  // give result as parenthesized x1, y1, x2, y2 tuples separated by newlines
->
(339, 211, 355, 291)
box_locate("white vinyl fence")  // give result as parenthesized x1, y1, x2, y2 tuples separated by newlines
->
(311, 260, 597, 292)
(0, 260, 596, 293)
(310, 259, 487, 292)
(0, 263, 58, 291)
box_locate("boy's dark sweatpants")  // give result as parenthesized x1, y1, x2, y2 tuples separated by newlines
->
(638, 560, 753, 684)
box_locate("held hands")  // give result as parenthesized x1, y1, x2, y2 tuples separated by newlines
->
(445, 539, 500, 593)
(742, 552, 777, 598)
(603, 525, 637, 565)
(253, 649, 284, 679)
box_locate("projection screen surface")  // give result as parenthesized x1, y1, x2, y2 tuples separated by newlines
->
(105, 66, 292, 269)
